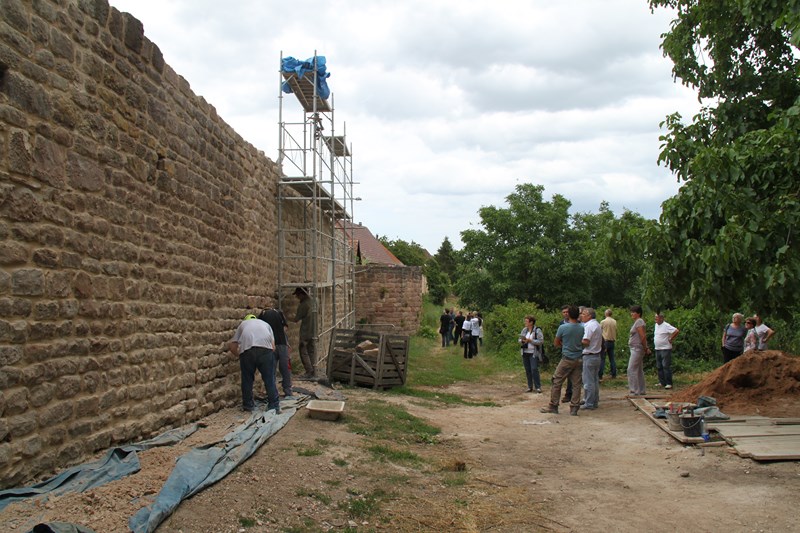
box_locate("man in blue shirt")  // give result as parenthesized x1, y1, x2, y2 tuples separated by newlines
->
(541, 305, 585, 416)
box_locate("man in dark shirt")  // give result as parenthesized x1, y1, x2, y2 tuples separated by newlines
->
(259, 308, 294, 398)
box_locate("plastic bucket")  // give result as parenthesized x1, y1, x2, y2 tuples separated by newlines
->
(679, 414, 703, 437)
(667, 412, 682, 432)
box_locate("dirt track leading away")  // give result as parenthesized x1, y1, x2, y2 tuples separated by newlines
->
(2, 369, 800, 532)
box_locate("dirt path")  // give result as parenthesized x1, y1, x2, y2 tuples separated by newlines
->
(2, 375, 799, 532)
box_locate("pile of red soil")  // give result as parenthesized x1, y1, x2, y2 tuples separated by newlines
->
(669, 350, 800, 418)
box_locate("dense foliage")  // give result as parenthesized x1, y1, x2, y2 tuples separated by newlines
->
(645, 0, 800, 316)
(453, 184, 651, 311)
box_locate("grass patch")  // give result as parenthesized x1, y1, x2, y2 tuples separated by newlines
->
(405, 335, 517, 387)
(347, 399, 441, 444)
(296, 487, 332, 505)
(332, 457, 348, 467)
(442, 472, 468, 487)
(238, 516, 256, 528)
(367, 444, 422, 463)
(296, 447, 323, 457)
(338, 488, 390, 519)
(315, 437, 334, 446)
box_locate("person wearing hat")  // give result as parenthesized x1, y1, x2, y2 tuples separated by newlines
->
(228, 313, 280, 412)
(292, 287, 316, 378)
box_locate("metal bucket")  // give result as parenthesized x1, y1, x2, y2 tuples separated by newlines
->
(680, 414, 703, 437)
(667, 412, 682, 432)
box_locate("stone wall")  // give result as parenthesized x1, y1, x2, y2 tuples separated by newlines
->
(0, 0, 316, 488)
(354, 264, 423, 336)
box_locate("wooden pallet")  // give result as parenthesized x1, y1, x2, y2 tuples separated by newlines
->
(327, 328, 409, 389)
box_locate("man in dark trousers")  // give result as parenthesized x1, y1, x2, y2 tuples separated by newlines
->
(259, 307, 294, 398)
(292, 287, 316, 378)
(228, 313, 280, 413)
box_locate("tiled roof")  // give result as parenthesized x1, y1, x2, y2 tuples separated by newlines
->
(338, 222, 404, 265)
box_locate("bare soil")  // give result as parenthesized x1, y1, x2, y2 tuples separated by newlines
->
(3, 352, 800, 533)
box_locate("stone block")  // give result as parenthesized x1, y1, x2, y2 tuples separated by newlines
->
(16, 435, 42, 458)
(0, 242, 30, 265)
(4, 387, 28, 415)
(0, 443, 11, 467)
(0, 297, 32, 317)
(0, 345, 23, 366)
(12, 269, 45, 296)
(57, 441, 84, 465)
(28, 381, 56, 407)
(56, 375, 82, 399)
(32, 248, 61, 268)
(5, 188, 43, 225)
(38, 400, 73, 426)
(8, 411, 37, 437)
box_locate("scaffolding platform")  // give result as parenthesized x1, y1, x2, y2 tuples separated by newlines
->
(281, 71, 331, 113)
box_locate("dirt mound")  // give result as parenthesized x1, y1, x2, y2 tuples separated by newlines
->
(669, 350, 800, 418)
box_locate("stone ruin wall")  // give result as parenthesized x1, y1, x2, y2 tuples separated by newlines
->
(0, 0, 319, 488)
(355, 264, 423, 337)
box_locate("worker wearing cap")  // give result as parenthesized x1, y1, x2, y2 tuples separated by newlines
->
(229, 313, 280, 413)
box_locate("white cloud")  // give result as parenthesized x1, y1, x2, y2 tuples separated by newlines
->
(109, 0, 700, 251)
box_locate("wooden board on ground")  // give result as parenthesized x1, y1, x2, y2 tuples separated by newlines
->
(708, 423, 800, 438)
(628, 397, 705, 444)
(725, 435, 800, 461)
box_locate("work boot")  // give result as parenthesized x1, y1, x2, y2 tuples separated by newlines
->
(561, 395, 570, 404)
(570, 406, 580, 416)
(540, 405, 558, 414)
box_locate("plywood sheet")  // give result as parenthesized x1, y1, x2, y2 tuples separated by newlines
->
(727, 435, 800, 461)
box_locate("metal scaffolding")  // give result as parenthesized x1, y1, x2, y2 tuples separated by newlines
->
(277, 53, 356, 373)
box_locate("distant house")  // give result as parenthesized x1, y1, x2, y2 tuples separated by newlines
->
(339, 222, 404, 266)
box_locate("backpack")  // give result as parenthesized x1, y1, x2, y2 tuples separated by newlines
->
(535, 327, 550, 367)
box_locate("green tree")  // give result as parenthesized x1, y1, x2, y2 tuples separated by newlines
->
(377, 237, 428, 267)
(455, 184, 586, 310)
(434, 237, 457, 279)
(647, 0, 800, 315)
(423, 258, 450, 305)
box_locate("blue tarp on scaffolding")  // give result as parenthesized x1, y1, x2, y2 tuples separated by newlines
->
(281, 56, 331, 100)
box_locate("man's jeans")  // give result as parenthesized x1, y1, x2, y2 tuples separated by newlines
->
(655, 348, 673, 387)
(275, 344, 293, 396)
(582, 354, 602, 408)
(600, 340, 617, 379)
(240, 346, 280, 411)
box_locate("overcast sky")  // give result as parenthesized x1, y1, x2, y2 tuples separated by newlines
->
(108, 0, 700, 252)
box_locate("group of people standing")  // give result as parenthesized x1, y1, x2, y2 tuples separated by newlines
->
(439, 309, 483, 358)
(530, 305, 777, 416)
(721, 313, 775, 363)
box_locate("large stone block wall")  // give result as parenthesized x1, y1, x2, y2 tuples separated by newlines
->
(0, 0, 315, 488)
(354, 264, 423, 336)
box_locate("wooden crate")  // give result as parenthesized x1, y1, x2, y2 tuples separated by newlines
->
(327, 328, 409, 389)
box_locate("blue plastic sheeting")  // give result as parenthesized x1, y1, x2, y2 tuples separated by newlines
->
(27, 522, 97, 533)
(129, 407, 296, 533)
(0, 424, 202, 513)
(281, 56, 331, 100)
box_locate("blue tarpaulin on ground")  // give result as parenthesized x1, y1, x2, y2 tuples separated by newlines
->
(281, 56, 331, 100)
(128, 406, 296, 533)
(0, 424, 203, 513)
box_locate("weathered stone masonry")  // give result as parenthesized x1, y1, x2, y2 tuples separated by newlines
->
(0, 0, 311, 488)
(355, 264, 423, 336)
